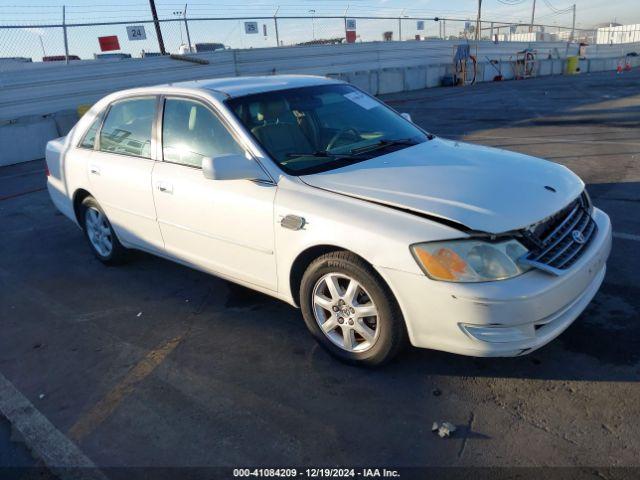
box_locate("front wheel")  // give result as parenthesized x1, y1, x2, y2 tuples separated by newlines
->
(80, 196, 127, 264)
(300, 251, 407, 366)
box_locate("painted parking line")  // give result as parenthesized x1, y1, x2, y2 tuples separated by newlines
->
(613, 232, 640, 242)
(67, 331, 187, 442)
(0, 371, 108, 480)
(0, 187, 46, 202)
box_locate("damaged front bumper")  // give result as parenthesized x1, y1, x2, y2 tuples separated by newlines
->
(379, 208, 612, 357)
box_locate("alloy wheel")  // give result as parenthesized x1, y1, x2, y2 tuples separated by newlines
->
(312, 273, 380, 352)
(85, 207, 113, 257)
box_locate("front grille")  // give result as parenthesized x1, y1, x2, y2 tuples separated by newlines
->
(521, 192, 597, 274)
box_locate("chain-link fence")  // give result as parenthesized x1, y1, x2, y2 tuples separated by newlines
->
(0, 14, 635, 64)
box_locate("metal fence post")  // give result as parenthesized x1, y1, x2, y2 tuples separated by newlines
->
(62, 5, 70, 64)
(343, 5, 349, 43)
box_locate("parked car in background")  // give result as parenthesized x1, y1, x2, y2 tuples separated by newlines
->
(45, 75, 612, 365)
(194, 42, 227, 53)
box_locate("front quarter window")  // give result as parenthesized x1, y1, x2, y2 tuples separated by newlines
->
(227, 84, 430, 175)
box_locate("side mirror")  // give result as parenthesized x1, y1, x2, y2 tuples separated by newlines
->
(202, 154, 269, 181)
(400, 112, 413, 122)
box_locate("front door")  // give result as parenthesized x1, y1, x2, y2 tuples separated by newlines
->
(151, 97, 277, 290)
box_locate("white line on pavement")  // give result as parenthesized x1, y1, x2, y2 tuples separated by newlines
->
(0, 371, 108, 480)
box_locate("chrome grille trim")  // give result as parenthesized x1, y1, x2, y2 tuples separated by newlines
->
(520, 192, 597, 275)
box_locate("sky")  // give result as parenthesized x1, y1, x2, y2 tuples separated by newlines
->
(1, 0, 638, 27)
(1, 0, 638, 60)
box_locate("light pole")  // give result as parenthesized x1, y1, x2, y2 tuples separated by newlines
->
(309, 9, 316, 41)
(274, 5, 280, 47)
(172, 10, 184, 44)
(183, 4, 192, 52)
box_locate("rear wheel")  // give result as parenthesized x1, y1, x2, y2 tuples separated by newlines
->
(300, 251, 407, 366)
(80, 196, 127, 264)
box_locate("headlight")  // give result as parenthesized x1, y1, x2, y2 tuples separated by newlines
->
(411, 238, 532, 282)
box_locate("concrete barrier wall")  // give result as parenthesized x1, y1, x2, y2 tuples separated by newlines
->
(4, 39, 639, 122)
(1, 39, 639, 165)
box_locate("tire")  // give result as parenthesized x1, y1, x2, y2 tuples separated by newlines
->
(300, 251, 407, 366)
(79, 196, 127, 265)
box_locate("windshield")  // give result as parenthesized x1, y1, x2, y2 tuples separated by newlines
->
(226, 84, 431, 175)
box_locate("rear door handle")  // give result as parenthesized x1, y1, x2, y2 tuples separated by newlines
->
(157, 182, 173, 194)
(89, 165, 100, 175)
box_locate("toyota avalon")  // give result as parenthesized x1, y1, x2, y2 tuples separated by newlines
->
(45, 75, 612, 365)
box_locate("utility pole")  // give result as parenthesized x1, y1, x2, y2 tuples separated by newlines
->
(529, 0, 536, 33)
(148, 0, 166, 55)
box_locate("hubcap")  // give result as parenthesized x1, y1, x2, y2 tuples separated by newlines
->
(312, 273, 380, 352)
(85, 207, 113, 257)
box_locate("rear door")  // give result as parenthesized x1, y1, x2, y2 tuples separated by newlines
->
(151, 96, 277, 290)
(88, 96, 164, 252)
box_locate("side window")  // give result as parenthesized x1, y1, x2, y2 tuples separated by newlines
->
(78, 114, 102, 149)
(162, 98, 243, 168)
(99, 97, 155, 158)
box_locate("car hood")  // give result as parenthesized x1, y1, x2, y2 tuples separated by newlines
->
(300, 138, 584, 234)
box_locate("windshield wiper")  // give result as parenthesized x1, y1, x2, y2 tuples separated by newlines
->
(286, 151, 356, 158)
(349, 138, 417, 155)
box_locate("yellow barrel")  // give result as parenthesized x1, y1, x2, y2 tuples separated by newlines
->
(77, 104, 92, 117)
(565, 55, 579, 75)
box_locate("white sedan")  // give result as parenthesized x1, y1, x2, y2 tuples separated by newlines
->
(46, 75, 612, 366)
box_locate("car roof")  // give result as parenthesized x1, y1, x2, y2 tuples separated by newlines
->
(164, 74, 343, 98)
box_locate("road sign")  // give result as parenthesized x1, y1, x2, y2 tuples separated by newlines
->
(126, 25, 147, 41)
(346, 18, 357, 31)
(98, 35, 120, 52)
(417, 21, 425, 31)
(244, 22, 259, 34)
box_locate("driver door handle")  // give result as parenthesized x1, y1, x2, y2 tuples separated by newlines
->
(157, 182, 173, 194)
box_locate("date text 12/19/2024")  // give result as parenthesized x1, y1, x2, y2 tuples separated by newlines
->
(232, 468, 401, 478)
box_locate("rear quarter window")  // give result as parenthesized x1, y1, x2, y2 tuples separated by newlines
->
(78, 114, 103, 150)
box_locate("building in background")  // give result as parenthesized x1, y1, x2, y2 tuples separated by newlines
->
(554, 29, 597, 44)
(596, 23, 640, 44)
(497, 31, 554, 42)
